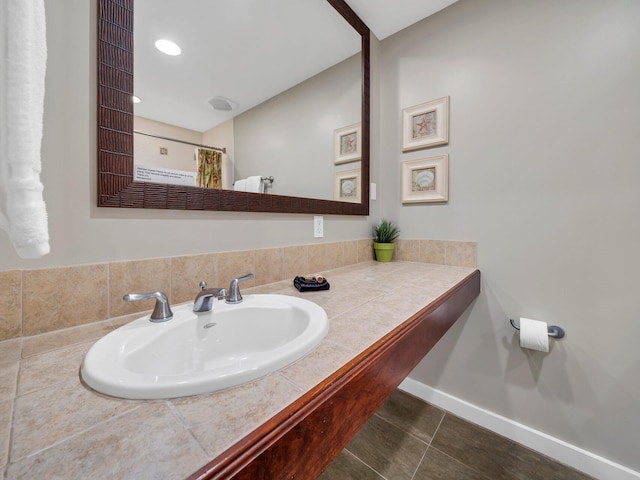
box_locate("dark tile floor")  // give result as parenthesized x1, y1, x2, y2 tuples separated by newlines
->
(319, 389, 594, 480)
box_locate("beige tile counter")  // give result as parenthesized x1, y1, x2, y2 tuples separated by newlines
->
(1, 261, 477, 479)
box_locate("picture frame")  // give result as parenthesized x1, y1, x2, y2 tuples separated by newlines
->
(402, 96, 449, 152)
(334, 123, 361, 164)
(401, 155, 449, 203)
(333, 168, 361, 203)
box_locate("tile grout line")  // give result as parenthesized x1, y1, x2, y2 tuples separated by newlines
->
(169, 257, 173, 304)
(274, 371, 312, 396)
(7, 336, 24, 473)
(374, 411, 433, 477)
(408, 408, 447, 480)
(20, 323, 112, 359)
(411, 409, 504, 480)
(371, 405, 439, 448)
(19, 270, 23, 340)
(409, 447, 429, 480)
(106, 262, 111, 323)
(431, 409, 446, 444)
(166, 401, 210, 457)
(341, 448, 390, 480)
(6, 375, 18, 478)
(6, 402, 144, 468)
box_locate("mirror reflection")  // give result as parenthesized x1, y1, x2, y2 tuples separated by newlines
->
(132, 0, 361, 201)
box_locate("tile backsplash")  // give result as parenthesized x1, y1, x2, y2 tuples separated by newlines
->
(0, 239, 476, 341)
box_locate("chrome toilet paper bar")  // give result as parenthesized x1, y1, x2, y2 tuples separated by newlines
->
(510, 318, 565, 339)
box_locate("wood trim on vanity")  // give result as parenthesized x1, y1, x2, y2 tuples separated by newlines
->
(188, 270, 481, 480)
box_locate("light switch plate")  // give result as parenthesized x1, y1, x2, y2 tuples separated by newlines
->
(314, 216, 323, 238)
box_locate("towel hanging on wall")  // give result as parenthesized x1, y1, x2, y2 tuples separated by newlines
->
(233, 176, 264, 193)
(0, 0, 50, 258)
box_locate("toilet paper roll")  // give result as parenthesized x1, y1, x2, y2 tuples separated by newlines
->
(245, 176, 264, 193)
(519, 317, 549, 352)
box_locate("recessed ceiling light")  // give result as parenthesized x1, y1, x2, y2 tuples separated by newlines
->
(132, 95, 141, 103)
(155, 39, 181, 56)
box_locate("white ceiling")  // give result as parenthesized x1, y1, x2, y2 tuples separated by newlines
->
(346, 0, 458, 40)
(134, 1, 458, 132)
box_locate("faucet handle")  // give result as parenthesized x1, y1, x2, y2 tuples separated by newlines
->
(227, 273, 254, 304)
(123, 291, 173, 322)
(199, 280, 207, 290)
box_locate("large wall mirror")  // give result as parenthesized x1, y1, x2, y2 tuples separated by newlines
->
(97, 0, 370, 215)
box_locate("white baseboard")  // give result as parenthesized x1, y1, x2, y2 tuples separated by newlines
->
(399, 377, 640, 480)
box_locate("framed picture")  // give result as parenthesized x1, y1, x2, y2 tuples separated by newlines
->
(402, 96, 449, 152)
(401, 155, 448, 203)
(333, 168, 361, 203)
(334, 123, 361, 164)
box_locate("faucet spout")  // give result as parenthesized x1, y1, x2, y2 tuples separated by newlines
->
(193, 287, 228, 312)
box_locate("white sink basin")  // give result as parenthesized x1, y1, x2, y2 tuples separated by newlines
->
(81, 294, 328, 399)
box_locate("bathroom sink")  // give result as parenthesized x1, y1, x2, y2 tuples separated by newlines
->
(81, 294, 328, 399)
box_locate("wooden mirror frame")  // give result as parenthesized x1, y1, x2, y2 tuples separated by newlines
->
(97, 0, 370, 215)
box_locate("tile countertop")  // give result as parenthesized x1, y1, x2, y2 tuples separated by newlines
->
(1, 261, 477, 480)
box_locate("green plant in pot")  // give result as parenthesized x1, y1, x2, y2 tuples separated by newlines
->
(373, 219, 400, 262)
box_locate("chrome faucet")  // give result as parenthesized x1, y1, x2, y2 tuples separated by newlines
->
(193, 281, 228, 313)
(192, 273, 254, 312)
(123, 291, 173, 322)
(226, 273, 254, 304)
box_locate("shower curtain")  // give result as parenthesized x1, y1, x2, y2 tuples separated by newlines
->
(196, 148, 222, 189)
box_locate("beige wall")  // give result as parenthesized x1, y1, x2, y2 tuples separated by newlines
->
(0, 0, 374, 271)
(133, 117, 202, 172)
(378, 0, 640, 471)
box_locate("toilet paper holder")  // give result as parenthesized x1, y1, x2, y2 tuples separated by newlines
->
(510, 318, 565, 339)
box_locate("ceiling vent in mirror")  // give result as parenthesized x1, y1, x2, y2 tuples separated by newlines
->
(208, 96, 237, 111)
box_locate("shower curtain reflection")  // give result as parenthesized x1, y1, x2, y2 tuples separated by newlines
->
(196, 148, 222, 189)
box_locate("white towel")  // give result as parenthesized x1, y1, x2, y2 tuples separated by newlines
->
(0, 0, 50, 258)
(233, 179, 247, 191)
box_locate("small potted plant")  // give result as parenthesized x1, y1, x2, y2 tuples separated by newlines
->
(373, 219, 400, 262)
